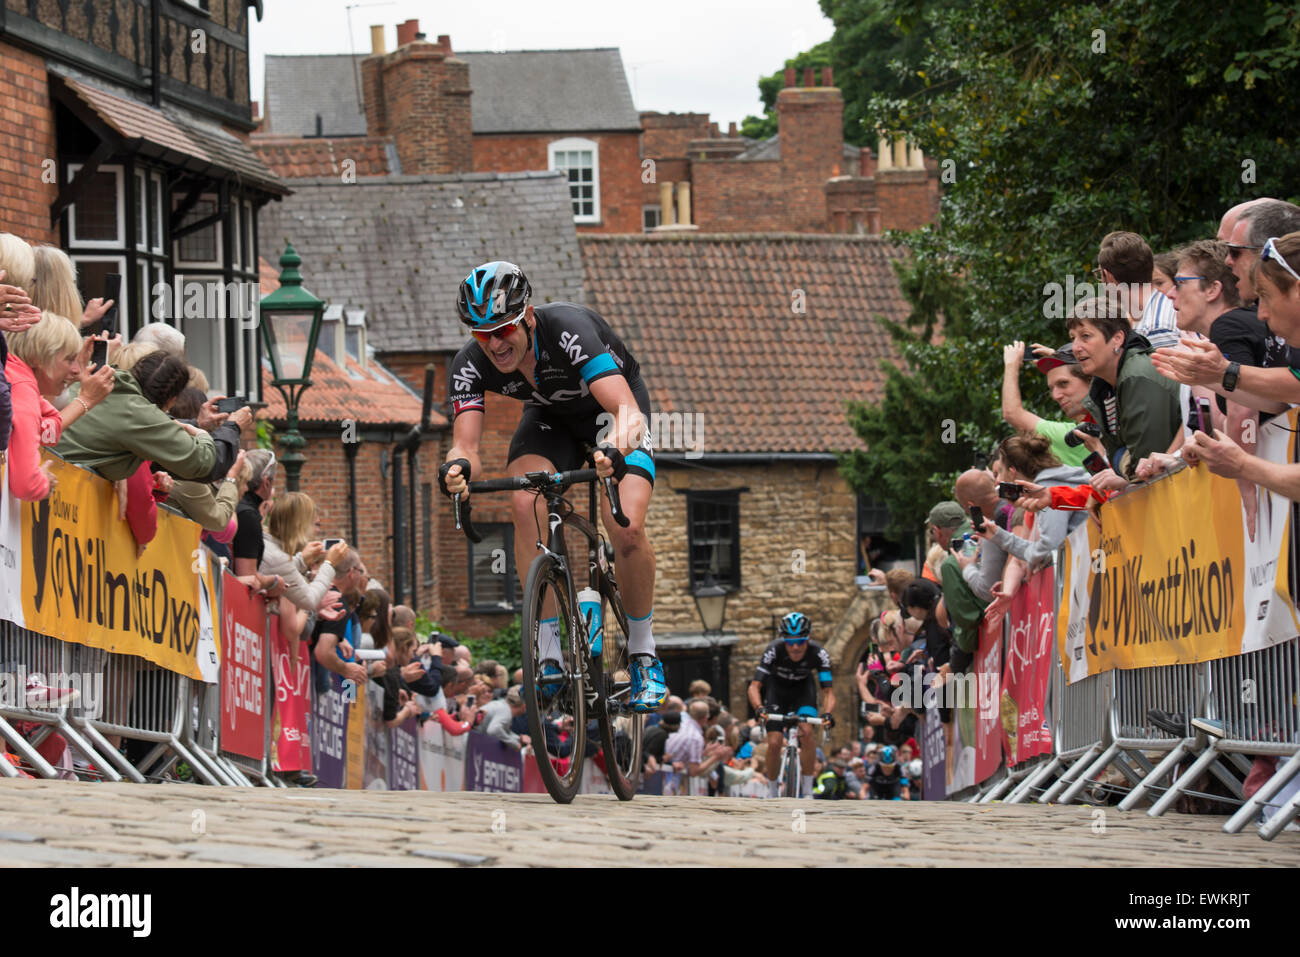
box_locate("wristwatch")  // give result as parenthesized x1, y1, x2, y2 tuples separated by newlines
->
(1222, 360, 1241, 392)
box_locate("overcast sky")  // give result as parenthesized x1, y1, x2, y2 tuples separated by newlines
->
(249, 0, 834, 130)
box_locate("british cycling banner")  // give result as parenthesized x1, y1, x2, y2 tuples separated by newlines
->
(270, 618, 311, 773)
(1058, 411, 1300, 682)
(973, 616, 1003, 783)
(1000, 568, 1054, 765)
(219, 573, 266, 760)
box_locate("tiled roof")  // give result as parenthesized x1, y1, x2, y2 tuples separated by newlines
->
(734, 134, 862, 164)
(251, 136, 394, 179)
(457, 50, 641, 133)
(260, 49, 641, 136)
(579, 234, 911, 454)
(264, 54, 369, 137)
(50, 72, 287, 196)
(257, 171, 585, 354)
(258, 258, 441, 429)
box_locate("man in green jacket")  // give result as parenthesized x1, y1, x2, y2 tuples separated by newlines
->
(930, 501, 989, 662)
(56, 368, 247, 482)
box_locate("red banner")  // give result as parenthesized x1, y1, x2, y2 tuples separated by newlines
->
(270, 615, 312, 773)
(974, 616, 1003, 784)
(1001, 567, 1055, 765)
(220, 573, 267, 760)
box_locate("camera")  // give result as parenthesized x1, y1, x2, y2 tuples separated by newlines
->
(997, 481, 1022, 502)
(1063, 422, 1102, 447)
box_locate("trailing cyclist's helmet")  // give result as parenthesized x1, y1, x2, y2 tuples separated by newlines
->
(880, 745, 897, 767)
(457, 261, 531, 330)
(779, 611, 811, 640)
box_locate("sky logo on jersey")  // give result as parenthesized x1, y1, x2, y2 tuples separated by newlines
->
(452, 362, 480, 394)
(558, 331, 589, 366)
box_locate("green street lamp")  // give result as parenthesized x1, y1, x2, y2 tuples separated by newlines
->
(259, 242, 326, 491)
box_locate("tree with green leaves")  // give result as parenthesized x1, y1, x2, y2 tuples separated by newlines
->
(837, 0, 1300, 535)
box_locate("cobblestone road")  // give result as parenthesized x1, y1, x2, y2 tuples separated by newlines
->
(0, 779, 1294, 866)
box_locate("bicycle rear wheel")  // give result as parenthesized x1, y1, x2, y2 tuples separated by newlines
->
(593, 584, 642, 800)
(521, 553, 586, 804)
(781, 745, 800, 798)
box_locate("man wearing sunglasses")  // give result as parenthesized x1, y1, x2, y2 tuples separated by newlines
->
(1154, 200, 1300, 414)
(748, 611, 836, 797)
(438, 261, 667, 712)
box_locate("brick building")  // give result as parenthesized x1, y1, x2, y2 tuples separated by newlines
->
(253, 20, 643, 233)
(578, 233, 908, 734)
(256, 255, 436, 611)
(257, 170, 584, 630)
(0, 0, 286, 400)
(642, 67, 940, 235)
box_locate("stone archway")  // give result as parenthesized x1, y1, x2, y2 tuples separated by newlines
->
(822, 586, 890, 747)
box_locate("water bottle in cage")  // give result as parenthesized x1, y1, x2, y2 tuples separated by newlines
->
(577, 587, 603, 656)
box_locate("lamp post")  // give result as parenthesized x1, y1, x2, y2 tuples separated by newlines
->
(259, 242, 326, 491)
(692, 574, 729, 699)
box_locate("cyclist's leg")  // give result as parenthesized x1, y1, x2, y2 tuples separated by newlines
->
(507, 407, 583, 671)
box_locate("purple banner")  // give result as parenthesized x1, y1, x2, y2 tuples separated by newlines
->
(921, 700, 946, 800)
(389, 717, 419, 791)
(363, 684, 389, 789)
(464, 731, 523, 792)
(311, 677, 349, 789)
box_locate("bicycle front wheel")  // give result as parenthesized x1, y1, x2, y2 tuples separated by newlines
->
(521, 553, 586, 804)
(781, 745, 800, 798)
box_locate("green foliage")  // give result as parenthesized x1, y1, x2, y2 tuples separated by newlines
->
(838, 0, 1300, 533)
(416, 613, 522, 674)
(255, 418, 276, 451)
(740, 3, 938, 146)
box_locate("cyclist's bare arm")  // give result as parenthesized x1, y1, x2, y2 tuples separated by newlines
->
(444, 409, 485, 495)
(589, 375, 647, 458)
(821, 687, 836, 718)
(748, 680, 766, 716)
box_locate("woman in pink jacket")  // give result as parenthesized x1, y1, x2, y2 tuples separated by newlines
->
(4, 311, 114, 500)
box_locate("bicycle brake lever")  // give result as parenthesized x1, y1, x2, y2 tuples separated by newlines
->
(602, 475, 631, 528)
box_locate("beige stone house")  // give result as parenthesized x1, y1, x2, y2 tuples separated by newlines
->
(580, 233, 910, 734)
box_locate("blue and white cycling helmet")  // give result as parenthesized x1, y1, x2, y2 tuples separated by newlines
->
(457, 261, 531, 331)
(779, 611, 811, 640)
(880, 745, 897, 765)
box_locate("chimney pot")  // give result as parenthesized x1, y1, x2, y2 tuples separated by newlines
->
(438, 34, 452, 53)
(728, 121, 736, 137)
(710, 121, 719, 137)
(251, 101, 260, 120)
(802, 67, 814, 87)
(821, 66, 833, 87)
(783, 66, 796, 88)
(369, 25, 386, 55)
(396, 18, 420, 47)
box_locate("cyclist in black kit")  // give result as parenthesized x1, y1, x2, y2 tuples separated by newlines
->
(747, 612, 837, 797)
(439, 262, 667, 711)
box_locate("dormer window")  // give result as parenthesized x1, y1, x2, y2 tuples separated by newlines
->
(344, 307, 367, 368)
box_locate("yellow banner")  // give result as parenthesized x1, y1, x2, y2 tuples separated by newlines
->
(21, 456, 204, 679)
(1065, 463, 1246, 674)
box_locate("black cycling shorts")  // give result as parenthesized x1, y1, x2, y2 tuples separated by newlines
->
(763, 684, 819, 733)
(507, 375, 655, 485)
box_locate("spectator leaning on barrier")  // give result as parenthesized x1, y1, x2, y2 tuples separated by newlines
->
(930, 500, 988, 668)
(477, 685, 530, 750)
(975, 434, 1089, 576)
(232, 449, 275, 575)
(311, 547, 369, 688)
(55, 349, 249, 482)
(1069, 293, 1182, 488)
(1001, 340, 1094, 469)
(1183, 233, 1300, 502)
(0, 233, 47, 452)
(4, 312, 115, 500)
(952, 469, 1008, 603)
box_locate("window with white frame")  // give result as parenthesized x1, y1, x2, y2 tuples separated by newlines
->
(173, 194, 222, 267)
(643, 205, 661, 231)
(344, 307, 366, 367)
(548, 138, 600, 223)
(67, 164, 125, 248)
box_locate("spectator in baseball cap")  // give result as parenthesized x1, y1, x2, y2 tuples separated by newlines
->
(1001, 340, 1095, 469)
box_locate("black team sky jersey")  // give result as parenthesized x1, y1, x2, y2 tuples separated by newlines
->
(448, 302, 640, 419)
(753, 639, 834, 695)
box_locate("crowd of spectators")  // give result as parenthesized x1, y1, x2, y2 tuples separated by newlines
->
(872, 205, 1300, 800)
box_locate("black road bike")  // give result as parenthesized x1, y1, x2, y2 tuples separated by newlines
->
(453, 463, 644, 803)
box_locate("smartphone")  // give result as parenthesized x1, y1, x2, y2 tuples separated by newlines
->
(89, 274, 121, 369)
(997, 481, 1022, 502)
(90, 337, 109, 370)
(1082, 451, 1106, 475)
(215, 396, 246, 414)
(969, 505, 984, 529)
(1194, 396, 1213, 435)
(323, 537, 344, 550)
(949, 537, 964, 552)
(465, 694, 476, 708)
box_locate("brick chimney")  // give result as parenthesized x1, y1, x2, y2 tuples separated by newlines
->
(361, 21, 472, 174)
(874, 134, 935, 231)
(777, 65, 844, 231)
